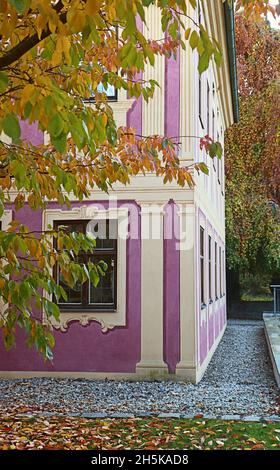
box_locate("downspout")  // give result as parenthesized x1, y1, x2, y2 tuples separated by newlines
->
(224, 2, 240, 123)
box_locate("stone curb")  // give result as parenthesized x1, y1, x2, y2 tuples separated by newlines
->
(14, 411, 280, 422)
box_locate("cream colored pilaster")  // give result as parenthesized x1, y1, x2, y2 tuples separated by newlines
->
(176, 203, 197, 382)
(142, 6, 164, 136)
(136, 202, 168, 377)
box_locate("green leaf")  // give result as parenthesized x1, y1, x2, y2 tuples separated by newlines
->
(19, 282, 31, 302)
(198, 162, 209, 175)
(8, 0, 29, 14)
(216, 142, 223, 159)
(198, 51, 210, 75)
(89, 269, 100, 288)
(52, 133, 67, 153)
(45, 345, 53, 361)
(214, 50, 223, 67)
(142, 0, 154, 6)
(209, 142, 218, 159)
(43, 299, 60, 320)
(0, 72, 9, 93)
(49, 113, 64, 138)
(23, 101, 32, 119)
(3, 113, 21, 141)
(4, 332, 15, 350)
(0, 199, 4, 218)
(43, 95, 53, 116)
(185, 27, 192, 40)
(189, 0, 197, 8)
(189, 30, 199, 50)
(106, 125, 117, 145)
(13, 162, 26, 187)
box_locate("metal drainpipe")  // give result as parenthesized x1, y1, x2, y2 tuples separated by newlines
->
(224, 2, 239, 123)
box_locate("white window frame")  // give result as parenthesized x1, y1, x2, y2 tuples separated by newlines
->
(0, 210, 12, 230)
(42, 205, 128, 332)
(0, 210, 13, 313)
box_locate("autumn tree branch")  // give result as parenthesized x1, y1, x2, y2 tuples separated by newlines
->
(0, 1, 66, 70)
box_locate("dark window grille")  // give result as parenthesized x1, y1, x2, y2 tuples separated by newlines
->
(209, 235, 212, 303)
(200, 227, 206, 307)
(54, 219, 117, 311)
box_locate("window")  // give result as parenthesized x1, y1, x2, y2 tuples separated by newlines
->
(198, 0, 202, 24)
(222, 249, 226, 295)
(212, 110, 216, 171)
(219, 246, 222, 297)
(96, 83, 117, 101)
(84, 26, 118, 102)
(54, 219, 117, 311)
(199, 75, 204, 128)
(200, 227, 206, 307)
(217, 131, 220, 184)
(220, 126, 224, 194)
(208, 235, 212, 303)
(207, 81, 210, 135)
(215, 241, 218, 299)
(85, 81, 117, 102)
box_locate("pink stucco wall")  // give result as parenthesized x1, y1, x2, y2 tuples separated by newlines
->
(197, 209, 227, 366)
(0, 201, 142, 372)
(0, 34, 228, 376)
(0, 79, 183, 372)
(0, 198, 183, 373)
(163, 201, 180, 373)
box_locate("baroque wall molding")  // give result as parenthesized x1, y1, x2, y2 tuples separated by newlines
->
(42, 205, 128, 332)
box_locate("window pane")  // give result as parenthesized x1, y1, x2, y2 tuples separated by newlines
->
(201, 258, 204, 304)
(57, 221, 85, 233)
(89, 255, 115, 306)
(86, 219, 117, 250)
(200, 227, 205, 305)
(58, 269, 82, 304)
(97, 82, 116, 98)
(200, 227, 204, 257)
(215, 242, 218, 298)
(209, 236, 212, 301)
(54, 218, 117, 310)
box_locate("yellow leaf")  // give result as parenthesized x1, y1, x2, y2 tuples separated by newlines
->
(35, 14, 47, 39)
(68, 10, 86, 33)
(101, 114, 108, 126)
(51, 49, 62, 67)
(85, 0, 101, 16)
(21, 84, 35, 105)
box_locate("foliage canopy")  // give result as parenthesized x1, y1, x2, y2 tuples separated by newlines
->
(0, 0, 277, 356)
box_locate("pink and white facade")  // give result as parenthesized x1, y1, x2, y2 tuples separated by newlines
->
(0, 2, 238, 383)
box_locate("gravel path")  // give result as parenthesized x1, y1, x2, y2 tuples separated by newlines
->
(0, 320, 279, 418)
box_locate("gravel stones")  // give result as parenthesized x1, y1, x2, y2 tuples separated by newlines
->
(0, 320, 279, 419)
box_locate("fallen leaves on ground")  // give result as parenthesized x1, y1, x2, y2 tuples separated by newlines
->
(0, 414, 279, 450)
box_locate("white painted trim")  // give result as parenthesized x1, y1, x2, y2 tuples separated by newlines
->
(176, 203, 197, 377)
(142, 5, 165, 136)
(136, 203, 168, 374)
(0, 210, 13, 312)
(0, 370, 189, 381)
(1, 210, 12, 230)
(42, 205, 128, 332)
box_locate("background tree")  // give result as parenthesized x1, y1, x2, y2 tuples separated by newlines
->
(0, 0, 277, 356)
(225, 13, 280, 301)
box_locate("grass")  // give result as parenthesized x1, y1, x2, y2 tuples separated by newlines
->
(241, 294, 273, 302)
(0, 414, 280, 450)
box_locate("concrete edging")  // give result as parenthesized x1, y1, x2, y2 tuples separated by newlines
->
(13, 411, 280, 423)
(263, 314, 280, 388)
